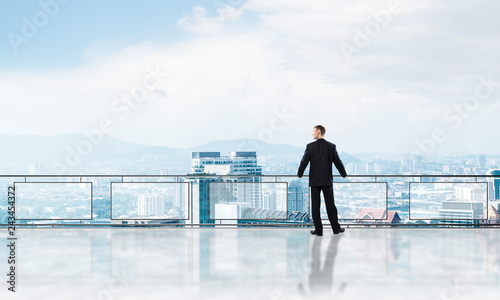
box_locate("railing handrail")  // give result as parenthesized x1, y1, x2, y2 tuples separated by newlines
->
(1, 174, 500, 178)
(4, 173, 499, 227)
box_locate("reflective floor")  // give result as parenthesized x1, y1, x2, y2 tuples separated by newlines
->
(1, 227, 500, 299)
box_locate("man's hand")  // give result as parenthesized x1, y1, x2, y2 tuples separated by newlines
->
(342, 175, 347, 178)
(298, 175, 302, 178)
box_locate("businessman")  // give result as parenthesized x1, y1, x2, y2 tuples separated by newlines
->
(298, 125, 347, 236)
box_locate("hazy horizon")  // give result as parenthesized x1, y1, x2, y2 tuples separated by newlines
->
(3, 132, 500, 157)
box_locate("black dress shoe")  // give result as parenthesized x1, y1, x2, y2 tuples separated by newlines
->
(310, 230, 323, 236)
(334, 227, 345, 235)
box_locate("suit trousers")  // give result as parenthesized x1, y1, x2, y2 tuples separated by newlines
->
(310, 186, 341, 234)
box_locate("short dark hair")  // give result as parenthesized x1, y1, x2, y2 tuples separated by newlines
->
(314, 125, 326, 135)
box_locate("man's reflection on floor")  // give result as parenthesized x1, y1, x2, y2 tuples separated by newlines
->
(298, 236, 346, 299)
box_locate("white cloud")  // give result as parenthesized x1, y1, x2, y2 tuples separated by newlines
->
(178, 6, 222, 34)
(217, 5, 244, 21)
(177, 5, 244, 34)
(1, 0, 500, 155)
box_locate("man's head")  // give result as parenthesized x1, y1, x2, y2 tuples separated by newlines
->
(312, 125, 326, 139)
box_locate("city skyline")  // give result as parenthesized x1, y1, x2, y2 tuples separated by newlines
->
(3, 132, 500, 176)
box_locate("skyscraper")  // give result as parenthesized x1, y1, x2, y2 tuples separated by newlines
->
(455, 186, 486, 202)
(190, 176, 218, 225)
(413, 155, 424, 173)
(490, 170, 500, 200)
(478, 155, 486, 169)
(191, 151, 263, 224)
(191, 152, 262, 176)
(288, 180, 307, 213)
(137, 194, 165, 217)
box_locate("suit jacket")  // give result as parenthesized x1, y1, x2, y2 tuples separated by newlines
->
(297, 138, 347, 187)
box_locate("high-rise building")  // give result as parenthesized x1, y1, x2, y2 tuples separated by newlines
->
(413, 155, 424, 173)
(366, 162, 375, 174)
(191, 151, 262, 175)
(174, 180, 188, 218)
(478, 155, 486, 169)
(439, 201, 484, 223)
(137, 194, 165, 217)
(490, 170, 500, 200)
(288, 180, 307, 213)
(275, 184, 287, 211)
(455, 186, 486, 202)
(263, 193, 273, 210)
(346, 162, 356, 175)
(190, 176, 218, 225)
(190, 151, 263, 224)
(29, 162, 44, 175)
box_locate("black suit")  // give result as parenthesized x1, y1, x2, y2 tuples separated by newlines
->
(297, 138, 347, 234)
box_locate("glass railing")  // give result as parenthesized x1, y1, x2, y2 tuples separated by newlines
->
(1, 175, 499, 226)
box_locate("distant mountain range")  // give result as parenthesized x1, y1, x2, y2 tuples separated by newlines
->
(0, 133, 169, 164)
(0, 134, 327, 165)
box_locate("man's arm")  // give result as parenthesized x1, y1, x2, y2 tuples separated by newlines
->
(297, 147, 310, 178)
(332, 145, 347, 178)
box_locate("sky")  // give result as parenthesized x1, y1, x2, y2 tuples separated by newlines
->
(1, 0, 499, 155)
